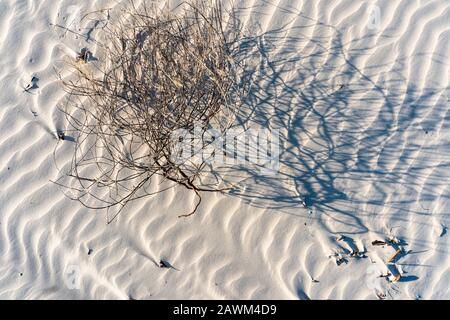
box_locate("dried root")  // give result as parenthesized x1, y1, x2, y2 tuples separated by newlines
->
(56, 1, 248, 220)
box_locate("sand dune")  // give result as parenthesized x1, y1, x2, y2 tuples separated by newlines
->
(0, 0, 449, 299)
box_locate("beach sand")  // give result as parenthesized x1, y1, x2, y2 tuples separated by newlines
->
(0, 0, 449, 299)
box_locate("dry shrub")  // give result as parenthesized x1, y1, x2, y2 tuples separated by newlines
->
(57, 1, 249, 220)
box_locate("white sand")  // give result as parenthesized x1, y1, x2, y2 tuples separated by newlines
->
(0, 0, 449, 299)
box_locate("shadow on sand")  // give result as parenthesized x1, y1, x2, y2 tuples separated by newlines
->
(223, 5, 449, 239)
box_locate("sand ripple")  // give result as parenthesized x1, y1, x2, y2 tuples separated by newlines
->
(0, 0, 449, 299)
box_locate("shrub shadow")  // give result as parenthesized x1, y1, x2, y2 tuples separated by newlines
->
(224, 6, 449, 237)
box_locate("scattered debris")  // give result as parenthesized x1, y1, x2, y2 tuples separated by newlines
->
(376, 291, 386, 300)
(311, 276, 319, 283)
(24, 76, 39, 92)
(350, 250, 367, 259)
(337, 235, 367, 259)
(57, 130, 66, 141)
(392, 274, 402, 283)
(440, 225, 447, 237)
(387, 235, 407, 247)
(371, 240, 387, 246)
(335, 254, 348, 266)
(159, 260, 170, 268)
(159, 259, 180, 271)
(387, 264, 402, 283)
(387, 249, 402, 263)
(329, 252, 346, 266)
(77, 48, 93, 63)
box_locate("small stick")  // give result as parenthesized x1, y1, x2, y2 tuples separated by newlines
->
(387, 249, 402, 263)
(372, 240, 387, 246)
